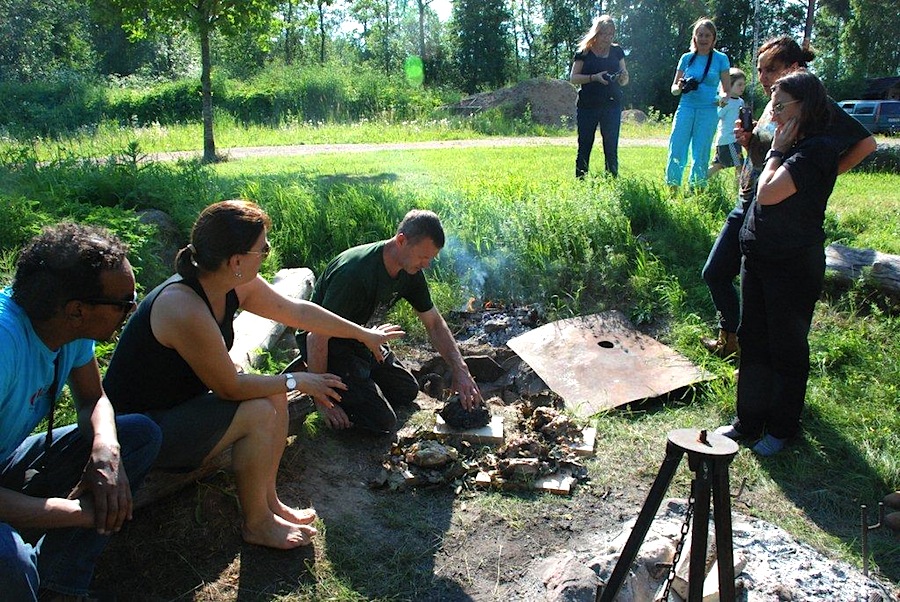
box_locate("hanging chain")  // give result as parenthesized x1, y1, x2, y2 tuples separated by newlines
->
(655, 491, 696, 602)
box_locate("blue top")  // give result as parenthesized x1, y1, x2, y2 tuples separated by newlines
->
(677, 50, 730, 109)
(0, 288, 94, 460)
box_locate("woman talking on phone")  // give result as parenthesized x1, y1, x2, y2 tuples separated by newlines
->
(716, 72, 842, 456)
(570, 15, 629, 179)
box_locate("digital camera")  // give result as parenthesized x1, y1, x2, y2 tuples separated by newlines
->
(603, 70, 623, 82)
(680, 77, 700, 93)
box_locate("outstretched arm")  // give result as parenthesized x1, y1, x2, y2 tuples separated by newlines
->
(418, 307, 482, 409)
(239, 276, 403, 361)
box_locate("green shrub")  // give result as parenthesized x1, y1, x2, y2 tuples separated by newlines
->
(855, 144, 900, 174)
(0, 75, 105, 137)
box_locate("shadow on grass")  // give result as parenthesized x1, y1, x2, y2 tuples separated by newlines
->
(289, 404, 474, 601)
(752, 404, 899, 584)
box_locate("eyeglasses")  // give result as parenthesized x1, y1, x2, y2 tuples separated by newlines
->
(79, 293, 138, 315)
(772, 100, 800, 114)
(245, 241, 271, 259)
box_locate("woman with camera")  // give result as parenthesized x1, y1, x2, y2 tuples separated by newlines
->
(665, 17, 730, 189)
(570, 15, 629, 178)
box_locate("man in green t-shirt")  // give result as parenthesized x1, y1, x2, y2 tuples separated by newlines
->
(302, 210, 482, 432)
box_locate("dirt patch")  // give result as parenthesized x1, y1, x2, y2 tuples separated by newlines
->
(93, 339, 638, 601)
(447, 77, 577, 128)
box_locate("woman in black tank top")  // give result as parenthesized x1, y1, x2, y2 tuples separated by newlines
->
(104, 200, 404, 549)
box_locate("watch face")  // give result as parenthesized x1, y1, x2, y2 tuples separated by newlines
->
(285, 375, 297, 391)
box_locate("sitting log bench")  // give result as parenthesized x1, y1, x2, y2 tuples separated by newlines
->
(133, 268, 316, 509)
(825, 243, 900, 296)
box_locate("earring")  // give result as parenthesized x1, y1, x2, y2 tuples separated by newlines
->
(235, 271, 242, 279)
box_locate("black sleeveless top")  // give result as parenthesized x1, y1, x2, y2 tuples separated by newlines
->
(104, 275, 239, 413)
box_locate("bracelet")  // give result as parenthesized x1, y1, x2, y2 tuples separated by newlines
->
(765, 149, 785, 162)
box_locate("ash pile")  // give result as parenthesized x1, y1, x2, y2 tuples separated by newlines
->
(450, 300, 543, 348)
(370, 301, 598, 494)
(371, 400, 592, 495)
(529, 499, 898, 602)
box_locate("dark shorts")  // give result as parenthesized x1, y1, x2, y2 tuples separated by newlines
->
(146, 392, 239, 470)
(713, 142, 744, 168)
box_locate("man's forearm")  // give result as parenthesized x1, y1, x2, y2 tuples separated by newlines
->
(425, 315, 468, 375)
(0, 488, 90, 530)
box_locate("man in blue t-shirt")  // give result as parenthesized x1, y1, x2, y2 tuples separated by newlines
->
(0, 223, 161, 601)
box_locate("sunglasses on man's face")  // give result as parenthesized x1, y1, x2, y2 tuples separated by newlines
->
(79, 293, 138, 314)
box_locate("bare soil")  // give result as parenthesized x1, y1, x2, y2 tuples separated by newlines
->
(93, 352, 645, 601)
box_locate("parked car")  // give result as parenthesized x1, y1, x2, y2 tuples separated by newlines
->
(837, 100, 900, 134)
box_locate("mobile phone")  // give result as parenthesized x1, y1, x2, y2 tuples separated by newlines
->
(739, 106, 753, 132)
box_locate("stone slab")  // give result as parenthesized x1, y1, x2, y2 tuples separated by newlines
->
(507, 310, 713, 418)
(572, 427, 597, 457)
(534, 469, 575, 495)
(434, 414, 505, 445)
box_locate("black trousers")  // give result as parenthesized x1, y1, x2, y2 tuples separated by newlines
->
(735, 245, 824, 439)
(313, 341, 419, 433)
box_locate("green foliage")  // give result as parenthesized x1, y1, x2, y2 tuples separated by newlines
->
(855, 144, 900, 174)
(1, 63, 452, 137)
(0, 75, 106, 137)
(451, 0, 514, 93)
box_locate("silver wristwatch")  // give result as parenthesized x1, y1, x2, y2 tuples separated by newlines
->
(285, 373, 297, 391)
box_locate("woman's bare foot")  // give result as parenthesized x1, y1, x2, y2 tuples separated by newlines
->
(242, 514, 318, 549)
(273, 500, 317, 525)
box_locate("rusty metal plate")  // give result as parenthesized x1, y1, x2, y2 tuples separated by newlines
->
(507, 310, 713, 417)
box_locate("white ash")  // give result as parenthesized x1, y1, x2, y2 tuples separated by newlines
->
(516, 499, 897, 601)
(455, 305, 542, 347)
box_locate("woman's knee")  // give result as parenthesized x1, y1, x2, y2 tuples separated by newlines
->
(235, 397, 282, 433)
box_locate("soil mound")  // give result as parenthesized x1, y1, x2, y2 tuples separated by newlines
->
(449, 77, 577, 128)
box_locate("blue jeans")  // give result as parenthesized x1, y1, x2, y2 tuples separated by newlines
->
(702, 203, 747, 332)
(666, 103, 718, 186)
(0, 414, 161, 599)
(576, 106, 622, 178)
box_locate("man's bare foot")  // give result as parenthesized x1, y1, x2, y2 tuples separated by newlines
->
(273, 501, 317, 525)
(242, 514, 317, 549)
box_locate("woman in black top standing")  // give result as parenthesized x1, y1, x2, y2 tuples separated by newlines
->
(570, 15, 629, 178)
(717, 71, 841, 456)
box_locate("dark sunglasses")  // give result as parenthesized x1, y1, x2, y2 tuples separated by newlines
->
(79, 293, 138, 314)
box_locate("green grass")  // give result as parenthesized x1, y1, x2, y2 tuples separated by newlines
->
(0, 116, 675, 163)
(3, 132, 899, 592)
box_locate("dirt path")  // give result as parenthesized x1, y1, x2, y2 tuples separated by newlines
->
(149, 136, 670, 162)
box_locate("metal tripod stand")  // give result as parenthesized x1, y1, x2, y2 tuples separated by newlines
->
(597, 428, 739, 602)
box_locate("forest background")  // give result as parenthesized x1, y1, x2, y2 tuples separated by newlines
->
(1, 0, 898, 153)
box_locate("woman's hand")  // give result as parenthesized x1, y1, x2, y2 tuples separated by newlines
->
(361, 323, 405, 362)
(294, 372, 346, 407)
(772, 117, 799, 153)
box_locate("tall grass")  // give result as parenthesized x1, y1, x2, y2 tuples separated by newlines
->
(2, 138, 898, 581)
